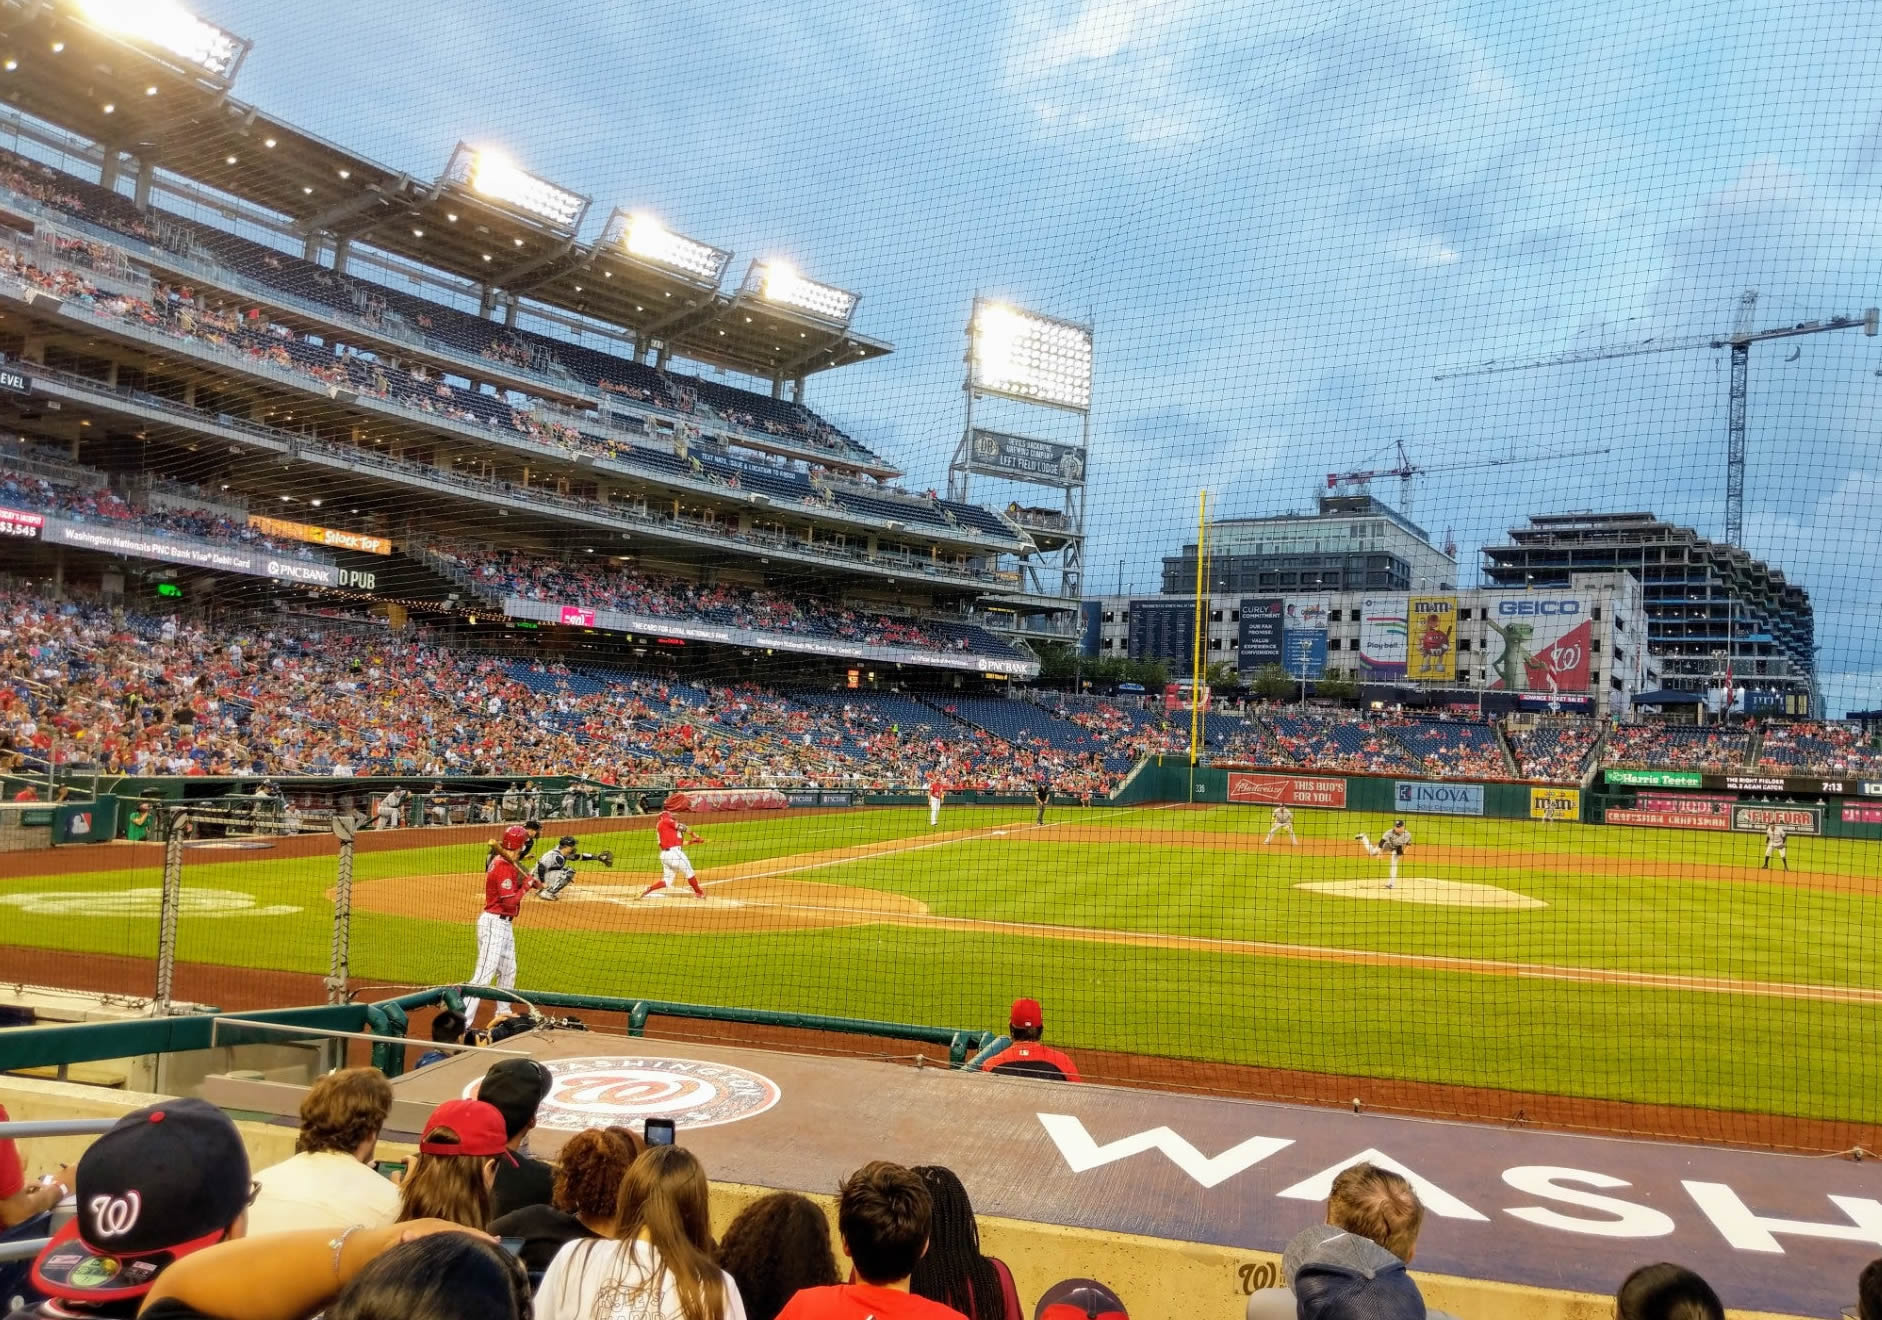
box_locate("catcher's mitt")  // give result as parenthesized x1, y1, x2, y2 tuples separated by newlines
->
(598, 850, 614, 868)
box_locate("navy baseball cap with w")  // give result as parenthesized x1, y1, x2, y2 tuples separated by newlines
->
(31, 1097, 252, 1303)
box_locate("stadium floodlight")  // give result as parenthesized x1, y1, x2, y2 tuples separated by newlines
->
(600, 208, 730, 286)
(741, 260, 858, 325)
(968, 298, 1092, 413)
(441, 144, 588, 231)
(75, 0, 248, 81)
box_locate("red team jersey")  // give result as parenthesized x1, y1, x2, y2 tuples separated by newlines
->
(483, 855, 529, 918)
(928, 781, 944, 799)
(656, 811, 685, 850)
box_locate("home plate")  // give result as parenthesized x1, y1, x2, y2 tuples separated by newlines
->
(1294, 877, 1547, 909)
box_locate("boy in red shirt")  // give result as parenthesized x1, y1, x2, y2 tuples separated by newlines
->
(777, 1161, 967, 1320)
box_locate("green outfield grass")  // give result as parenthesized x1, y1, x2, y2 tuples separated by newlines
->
(4, 803, 1879, 1124)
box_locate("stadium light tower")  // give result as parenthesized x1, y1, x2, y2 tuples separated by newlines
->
(73, 0, 249, 83)
(440, 144, 589, 233)
(949, 296, 1093, 600)
(740, 259, 858, 326)
(600, 209, 730, 287)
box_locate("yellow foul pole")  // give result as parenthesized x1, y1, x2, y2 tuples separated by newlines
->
(1189, 489, 1208, 767)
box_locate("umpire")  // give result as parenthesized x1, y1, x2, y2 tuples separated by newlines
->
(1034, 781, 1051, 826)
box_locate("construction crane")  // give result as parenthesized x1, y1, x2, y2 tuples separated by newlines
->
(1325, 439, 1613, 514)
(1434, 290, 1879, 546)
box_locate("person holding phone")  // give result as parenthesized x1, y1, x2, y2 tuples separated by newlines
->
(536, 1146, 745, 1320)
(489, 1128, 638, 1277)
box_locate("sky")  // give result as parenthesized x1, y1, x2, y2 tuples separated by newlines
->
(201, 0, 1882, 713)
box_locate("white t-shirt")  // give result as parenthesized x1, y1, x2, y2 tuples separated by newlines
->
(246, 1150, 401, 1235)
(538, 1236, 746, 1320)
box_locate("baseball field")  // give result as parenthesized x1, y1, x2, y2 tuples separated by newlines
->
(4, 802, 1878, 1132)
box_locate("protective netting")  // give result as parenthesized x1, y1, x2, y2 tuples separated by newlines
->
(0, 0, 1879, 1151)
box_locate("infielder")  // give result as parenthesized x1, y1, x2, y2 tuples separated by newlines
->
(1355, 819, 1412, 887)
(535, 834, 613, 901)
(1263, 805, 1298, 846)
(464, 824, 541, 1027)
(639, 807, 705, 900)
(928, 778, 946, 827)
(1762, 822, 1789, 871)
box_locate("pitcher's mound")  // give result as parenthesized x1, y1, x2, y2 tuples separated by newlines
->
(1295, 877, 1547, 909)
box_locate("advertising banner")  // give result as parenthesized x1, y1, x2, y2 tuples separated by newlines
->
(662, 788, 789, 812)
(1393, 780, 1485, 816)
(1638, 792, 1736, 814)
(1237, 598, 1284, 671)
(1730, 803, 1822, 835)
(1079, 600, 1103, 658)
(249, 513, 391, 555)
(42, 517, 340, 587)
(1282, 596, 1330, 679)
(0, 506, 43, 539)
(1843, 804, 1882, 824)
(1359, 595, 1409, 679)
(1515, 692, 1594, 712)
(1128, 599, 1195, 665)
(966, 429, 1086, 486)
(560, 606, 596, 627)
(1607, 807, 1732, 830)
(1529, 786, 1580, 819)
(1605, 768, 1704, 788)
(1227, 772, 1348, 808)
(1163, 683, 1212, 713)
(1484, 593, 1591, 694)
(1405, 596, 1457, 682)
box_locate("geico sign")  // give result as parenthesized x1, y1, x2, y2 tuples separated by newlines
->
(1498, 599, 1583, 617)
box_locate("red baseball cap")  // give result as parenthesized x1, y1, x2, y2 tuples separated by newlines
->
(419, 1099, 517, 1163)
(1035, 1278, 1127, 1320)
(1010, 998, 1043, 1031)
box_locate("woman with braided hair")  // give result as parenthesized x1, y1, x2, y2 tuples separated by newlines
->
(907, 1166, 1021, 1320)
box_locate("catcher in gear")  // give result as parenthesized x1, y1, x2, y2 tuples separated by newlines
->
(535, 834, 613, 901)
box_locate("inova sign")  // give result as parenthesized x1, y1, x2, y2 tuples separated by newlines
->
(1394, 781, 1485, 816)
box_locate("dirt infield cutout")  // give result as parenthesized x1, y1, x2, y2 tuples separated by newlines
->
(1294, 877, 1548, 909)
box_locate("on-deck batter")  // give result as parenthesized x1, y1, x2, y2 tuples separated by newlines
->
(464, 823, 540, 1026)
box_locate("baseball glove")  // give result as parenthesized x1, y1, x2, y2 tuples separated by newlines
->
(598, 850, 614, 868)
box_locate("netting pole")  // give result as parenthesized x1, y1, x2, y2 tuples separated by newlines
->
(1188, 489, 1208, 802)
(326, 812, 358, 1008)
(154, 808, 186, 1013)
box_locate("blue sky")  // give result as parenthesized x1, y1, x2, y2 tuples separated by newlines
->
(208, 0, 1882, 712)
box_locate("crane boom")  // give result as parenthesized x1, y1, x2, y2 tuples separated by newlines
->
(1431, 290, 1879, 544)
(1326, 443, 1611, 492)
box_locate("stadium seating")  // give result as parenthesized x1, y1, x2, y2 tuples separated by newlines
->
(1602, 723, 1750, 772)
(1508, 721, 1601, 782)
(1752, 722, 1882, 775)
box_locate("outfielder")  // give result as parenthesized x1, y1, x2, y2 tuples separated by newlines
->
(1762, 822, 1789, 871)
(535, 834, 614, 901)
(464, 824, 541, 1027)
(1263, 805, 1298, 846)
(1355, 819, 1412, 887)
(639, 806, 705, 900)
(928, 777, 946, 827)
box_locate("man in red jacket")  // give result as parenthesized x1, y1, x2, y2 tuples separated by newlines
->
(464, 824, 541, 1026)
(976, 998, 1082, 1082)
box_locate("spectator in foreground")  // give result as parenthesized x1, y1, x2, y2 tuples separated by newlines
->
(716, 1191, 840, 1320)
(396, 1100, 513, 1230)
(0, 1099, 74, 1229)
(137, 1222, 522, 1320)
(489, 1127, 638, 1276)
(1860, 1258, 1882, 1320)
(976, 1000, 1082, 1082)
(1245, 1163, 1456, 1320)
(776, 1161, 966, 1320)
(14, 1099, 251, 1320)
(248, 1067, 399, 1234)
(909, 1167, 1020, 1320)
(1614, 1264, 1723, 1320)
(535, 1145, 744, 1320)
(478, 1058, 556, 1219)
(414, 1011, 466, 1070)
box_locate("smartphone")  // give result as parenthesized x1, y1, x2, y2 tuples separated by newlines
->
(373, 1159, 407, 1180)
(498, 1237, 526, 1259)
(644, 1117, 676, 1146)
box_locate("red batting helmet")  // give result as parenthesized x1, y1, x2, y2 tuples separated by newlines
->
(501, 824, 530, 850)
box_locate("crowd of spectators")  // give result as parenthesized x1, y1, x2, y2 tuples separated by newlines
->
(1753, 721, 1882, 776)
(1602, 724, 1751, 773)
(430, 542, 1015, 660)
(1217, 710, 1509, 780)
(4, 1059, 1838, 1320)
(1506, 720, 1601, 783)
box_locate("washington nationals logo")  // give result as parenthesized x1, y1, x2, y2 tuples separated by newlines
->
(466, 1056, 781, 1132)
(88, 1192, 141, 1238)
